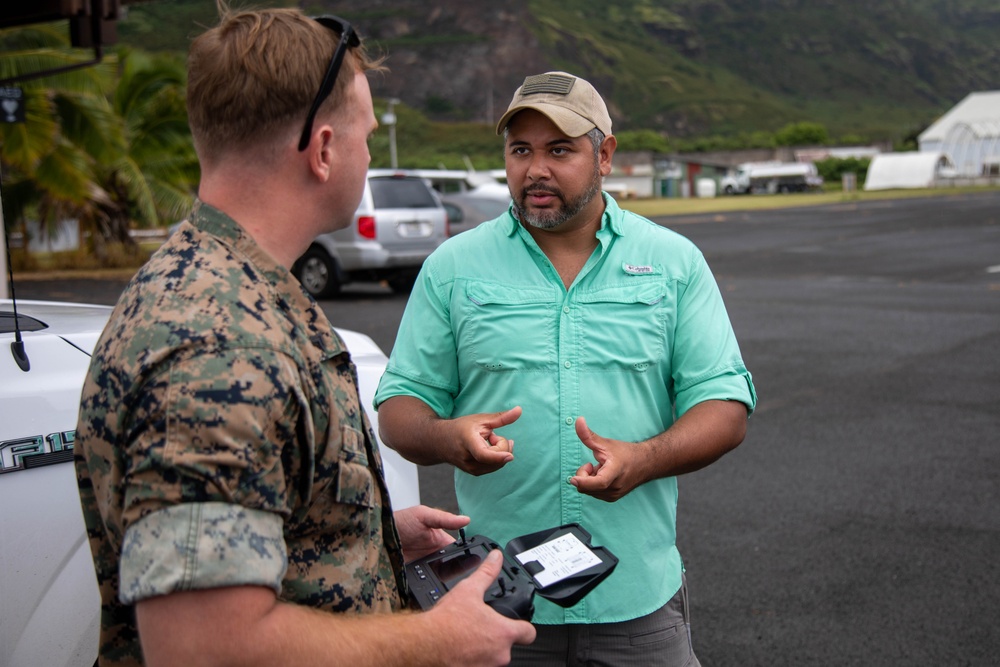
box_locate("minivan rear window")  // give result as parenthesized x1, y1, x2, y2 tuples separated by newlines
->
(370, 177, 439, 209)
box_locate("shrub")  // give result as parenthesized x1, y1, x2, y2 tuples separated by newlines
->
(815, 156, 871, 186)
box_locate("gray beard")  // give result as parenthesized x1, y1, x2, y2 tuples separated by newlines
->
(516, 169, 603, 231)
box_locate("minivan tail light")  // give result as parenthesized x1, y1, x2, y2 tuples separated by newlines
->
(358, 215, 376, 239)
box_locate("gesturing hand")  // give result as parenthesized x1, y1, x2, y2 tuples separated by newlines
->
(449, 406, 522, 476)
(568, 416, 647, 502)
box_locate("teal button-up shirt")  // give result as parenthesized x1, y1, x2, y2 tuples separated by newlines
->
(376, 195, 756, 624)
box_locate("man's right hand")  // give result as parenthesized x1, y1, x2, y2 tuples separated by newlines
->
(136, 550, 534, 667)
(447, 406, 522, 475)
(426, 549, 536, 666)
(377, 396, 522, 475)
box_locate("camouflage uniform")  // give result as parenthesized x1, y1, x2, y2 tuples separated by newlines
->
(75, 202, 406, 666)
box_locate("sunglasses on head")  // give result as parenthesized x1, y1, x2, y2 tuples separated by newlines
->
(298, 15, 360, 152)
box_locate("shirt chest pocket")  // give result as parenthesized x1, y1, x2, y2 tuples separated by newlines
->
(462, 283, 558, 372)
(307, 348, 377, 509)
(575, 283, 670, 372)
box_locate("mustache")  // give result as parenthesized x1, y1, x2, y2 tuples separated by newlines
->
(523, 184, 561, 196)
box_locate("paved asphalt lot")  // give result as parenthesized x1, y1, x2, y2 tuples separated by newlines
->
(18, 190, 1000, 665)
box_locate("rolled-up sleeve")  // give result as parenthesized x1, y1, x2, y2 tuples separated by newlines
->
(375, 263, 460, 417)
(119, 502, 287, 603)
(116, 347, 305, 602)
(671, 249, 756, 416)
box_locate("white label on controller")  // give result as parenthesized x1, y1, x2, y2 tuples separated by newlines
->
(514, 533, 601, 588)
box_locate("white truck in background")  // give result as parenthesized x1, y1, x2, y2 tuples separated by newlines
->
(721, 161, 824, 194)
(1, 299, 421, 667)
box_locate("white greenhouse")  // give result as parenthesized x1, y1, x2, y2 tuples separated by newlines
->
(864, 152, 957, 191)
(919, 91, 1000, 177)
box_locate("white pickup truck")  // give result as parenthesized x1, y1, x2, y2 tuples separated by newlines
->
(0, 298, 420, 667)
(720, 161, 824, 194)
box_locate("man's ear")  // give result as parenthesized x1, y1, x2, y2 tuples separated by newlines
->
(309, 123, 337, 182)
(599, 135, 617, 177)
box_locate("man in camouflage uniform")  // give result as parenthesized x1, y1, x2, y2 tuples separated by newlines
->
(74, 7, 534, 666)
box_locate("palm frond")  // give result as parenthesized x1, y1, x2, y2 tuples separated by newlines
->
(53, 91, 124, 163)
(110, 156, 157, 227)
(0, 49, 116, 95)
(0, 24, 69, 50)
(150, 180, 197, 224)
(34, 139, 95, 202)
(0, 89, 59, 171)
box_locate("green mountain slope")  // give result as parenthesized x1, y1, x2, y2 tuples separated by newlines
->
(319, 0, 1000, 142)
(117, 0, 1000, 144)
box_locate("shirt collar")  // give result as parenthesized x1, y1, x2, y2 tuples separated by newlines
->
(599, 193, 625, 238)
(186, 200, 344, 354)
(188, 199, 288, 287)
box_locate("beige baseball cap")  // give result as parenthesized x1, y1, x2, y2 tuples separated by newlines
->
(495, 71, 612, 138)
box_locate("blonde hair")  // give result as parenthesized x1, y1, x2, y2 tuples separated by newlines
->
(187, 4, 383, 162)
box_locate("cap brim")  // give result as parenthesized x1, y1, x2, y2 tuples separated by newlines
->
(495, 102, 596, 137)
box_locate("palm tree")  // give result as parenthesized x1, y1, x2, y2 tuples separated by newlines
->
(0, 23, 197, 261)
(95, 47, 197, 257)
(0, 22, 120, 252)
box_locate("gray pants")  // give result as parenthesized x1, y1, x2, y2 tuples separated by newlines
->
(510, 577, 701, 667)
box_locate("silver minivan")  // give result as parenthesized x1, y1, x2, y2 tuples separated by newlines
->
(293, 170, 448, 298)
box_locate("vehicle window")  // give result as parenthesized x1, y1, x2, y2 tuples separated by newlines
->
(468, 198, 509, 218)
(370, 178, 439, 209)
(0, 312, 47, 334)
(443, 203, 463, 223)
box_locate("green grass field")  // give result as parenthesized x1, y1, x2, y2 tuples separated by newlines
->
(619, 184, 999, 219)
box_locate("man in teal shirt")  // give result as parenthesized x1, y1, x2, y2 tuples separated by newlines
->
(376, 71, 756, 666)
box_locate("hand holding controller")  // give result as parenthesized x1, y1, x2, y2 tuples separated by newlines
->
(407, 529, 537, 620)
(405, 523, 617, 622)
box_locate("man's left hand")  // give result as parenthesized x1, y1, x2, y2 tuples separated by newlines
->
(567, 416, 646, 502)
(394, 505, 470, 562)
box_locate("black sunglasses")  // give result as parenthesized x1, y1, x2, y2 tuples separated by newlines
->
(298, 15, 360, 152)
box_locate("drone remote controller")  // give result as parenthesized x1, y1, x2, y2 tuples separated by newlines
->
(405, 524, 618, 622)
(406, 530, 535, 620)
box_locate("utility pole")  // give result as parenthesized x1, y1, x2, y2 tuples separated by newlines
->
(382, 98, 400, 169)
